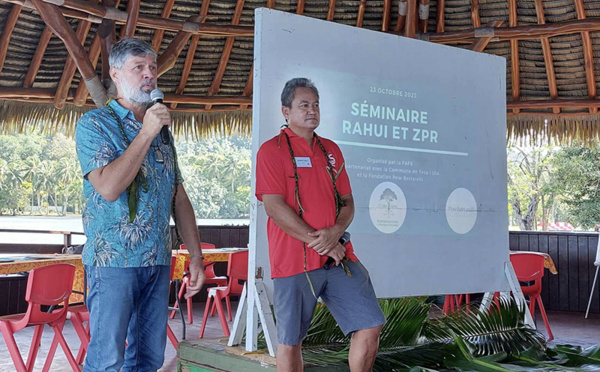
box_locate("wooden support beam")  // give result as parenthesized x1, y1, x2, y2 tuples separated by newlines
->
(327, 0, 336, 21)
(471, 0, 480, 28)
(507, 98, 600, 109)
(356, 0, 366, 27)
(164, 93, 252, 105)
(469, 20, 503, 52)
(0, 4, 22, 75)
(4, 0, 253, 37)
(0, 88, 252, 105)
(23, 26, 52, 88)
(405, 0, 417, 38)
(508, 0, 519, 113)
(574, 0, 597, 113)
(239, 62, 253, 110)
(395, 0, 406, 32)
(74, 35, 102, 106)
(266, 0, 276, 8)
(124, 0, 140, 38)
(296, 0, 305, 14)
(382, 0, 391, 31)
(157, 15, 203, 77)
(151, 0, 176, 51)
(205, 0, 246, 109)
(435, 0, 444, 32)
(171, 0, 211, 109)
(31, 0, 107, 107)
(54, 20, 92, 109)
(534, 0, 559, 114)
(426, 18, 600, 44)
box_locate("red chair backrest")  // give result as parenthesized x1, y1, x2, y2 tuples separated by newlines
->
(25, 264, 75, 325)
(510, 252, 545, 282)
(225, 250, 248, 296)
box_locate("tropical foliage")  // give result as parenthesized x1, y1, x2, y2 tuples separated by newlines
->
(257, 297, 600, 371)
(0, 132, 251, 218)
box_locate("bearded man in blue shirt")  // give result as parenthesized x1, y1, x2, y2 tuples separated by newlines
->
(76, 38, 206, 371)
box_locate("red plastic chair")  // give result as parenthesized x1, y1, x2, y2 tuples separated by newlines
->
(171, 243, 228, 323)
(44, 303, 90, 369)
(199, 250, 248, 338)
(510, 252, 554, 340)
(0, 264, 80, 372)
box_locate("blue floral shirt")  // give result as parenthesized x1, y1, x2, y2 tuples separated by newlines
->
(75, 100, 181, 267)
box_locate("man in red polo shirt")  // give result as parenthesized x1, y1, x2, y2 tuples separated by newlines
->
(256, 78, 385, 372)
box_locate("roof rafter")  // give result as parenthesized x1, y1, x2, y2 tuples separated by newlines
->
(0, 4, 22, 75)
(574, 0, 597, 114)
(405, 0, 417, 37)
(508, 0, 519, 113)
(23, 26, 52, 88)
(327, 0, 336, 21)
(4, 0, 253, 37)
(205, 0, 246, 110)
(157, 15, 203, 77)
(73, 35, 101, 106)
(470, 20, 503, 52)
(171, 0, 211, 109)
(471, 0, 480, 28)
(395, 0, 406, 32)
(426, 18, 600, 44)
(534, 0, 559, 114)
(151, 0, 177, 51)
(30, 0, 107, 107)
(123, 0, 140, 37)
(382, 0, 391, 31)
(54, 20, 92, 109)
(435, 0, 444, 32)
(356, 0, 366, 27)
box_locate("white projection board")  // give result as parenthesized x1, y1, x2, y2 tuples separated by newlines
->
(249, 8, 510, 298)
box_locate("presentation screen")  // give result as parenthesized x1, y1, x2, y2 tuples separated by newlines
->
(250, 8, 510, 298)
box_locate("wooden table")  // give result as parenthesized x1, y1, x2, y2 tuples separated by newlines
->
(0, 254, 85, 303)
(172, 248, 248, 280)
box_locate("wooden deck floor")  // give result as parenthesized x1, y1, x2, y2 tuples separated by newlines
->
(1, 302, 599, 372)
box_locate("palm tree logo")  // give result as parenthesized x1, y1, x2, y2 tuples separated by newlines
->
(380, 188, 397, 216)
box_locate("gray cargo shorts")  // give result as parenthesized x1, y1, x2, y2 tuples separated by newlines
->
(273, 261, 385, 346)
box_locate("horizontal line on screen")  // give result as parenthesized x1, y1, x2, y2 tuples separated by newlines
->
(334, 140, 469, 157)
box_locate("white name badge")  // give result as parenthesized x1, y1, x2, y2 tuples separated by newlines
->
(295, 157, 312, 167)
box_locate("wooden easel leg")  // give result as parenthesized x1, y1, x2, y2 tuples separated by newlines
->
(585, 266, 599, 319)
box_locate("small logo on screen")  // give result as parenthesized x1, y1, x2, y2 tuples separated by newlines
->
(369, 182, 407, 234)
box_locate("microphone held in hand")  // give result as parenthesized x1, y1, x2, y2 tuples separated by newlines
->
(150, 88, 169, 145)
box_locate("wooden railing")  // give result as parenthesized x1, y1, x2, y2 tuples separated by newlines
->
(509, 231, 599, 314)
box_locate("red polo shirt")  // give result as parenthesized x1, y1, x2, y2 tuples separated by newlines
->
(256, 128, 358, 278)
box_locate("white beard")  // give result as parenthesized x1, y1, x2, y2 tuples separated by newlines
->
(120, 76, 153, 104)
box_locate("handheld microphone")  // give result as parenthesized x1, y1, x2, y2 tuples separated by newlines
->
(150, 88, 169, 145)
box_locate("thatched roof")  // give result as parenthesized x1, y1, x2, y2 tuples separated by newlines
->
(1, 0, 600, 142)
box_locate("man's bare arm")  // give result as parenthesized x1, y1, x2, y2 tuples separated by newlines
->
(174, 185, 206, 299)
(307, 194, 354, 254)
(87, 104, 171, 201)
(262, 194, 345, 263)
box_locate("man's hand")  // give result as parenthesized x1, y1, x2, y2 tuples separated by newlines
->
(142, 103, 171, 137)
(185, 256, 207, 299)
(307, 226, 344, 255)
(327, 243, 346, 265)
